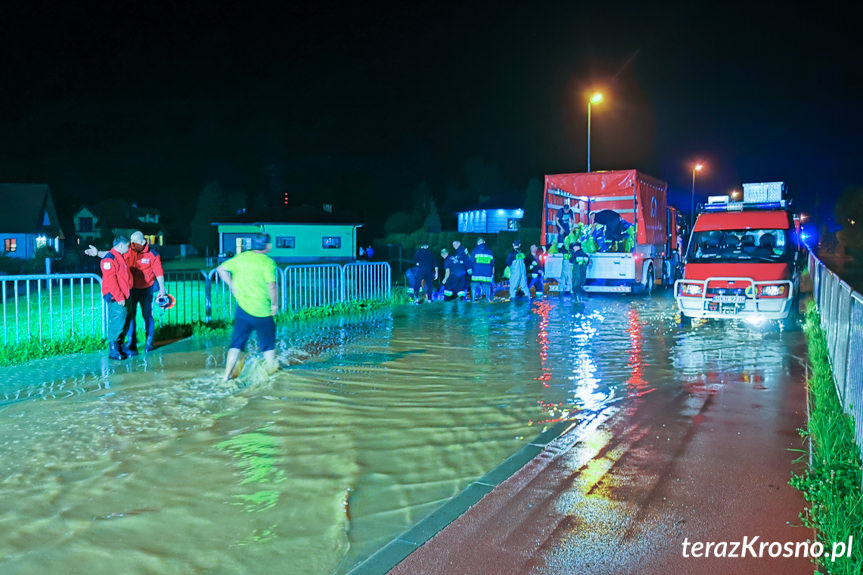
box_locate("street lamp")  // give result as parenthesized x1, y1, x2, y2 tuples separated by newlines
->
(690, 163, 704, 229)
(730, 189, 741, 201)
(587, 92, 603, 172)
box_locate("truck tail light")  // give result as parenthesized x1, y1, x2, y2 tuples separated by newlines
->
(758, 284, 787, 297)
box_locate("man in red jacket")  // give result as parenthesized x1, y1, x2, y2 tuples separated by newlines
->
(87, 230, 166, 354)
(100, 236, 132, 360)
(123, 231, 167, 354)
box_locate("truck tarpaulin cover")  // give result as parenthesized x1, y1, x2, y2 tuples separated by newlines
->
(544, 170, 668, 246)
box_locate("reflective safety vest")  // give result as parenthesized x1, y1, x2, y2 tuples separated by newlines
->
(471, 244, 494, 282)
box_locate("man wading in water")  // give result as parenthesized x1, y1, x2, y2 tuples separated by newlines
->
(217, 233, 280, 381)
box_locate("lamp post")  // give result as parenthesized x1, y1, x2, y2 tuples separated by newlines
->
(690, 162, 704, 230)
(587, 92, 603, 172)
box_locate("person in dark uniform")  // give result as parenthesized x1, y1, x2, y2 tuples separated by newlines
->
(412, 242, 436, 303)
(526, 244, 544, 298)
(436, 248, 449, 301)
(555, 202, 574, 243)
(443, 241, 469, 300)
(469, 237, 495, 301)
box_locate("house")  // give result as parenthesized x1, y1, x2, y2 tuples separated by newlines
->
(213, 205, 363, 264)
(457, 194, 524, 234)
(72, 199, 165, 246)
(0, 183, 65, 259)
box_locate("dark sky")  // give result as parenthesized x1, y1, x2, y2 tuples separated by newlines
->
(1, 1, 860, 238)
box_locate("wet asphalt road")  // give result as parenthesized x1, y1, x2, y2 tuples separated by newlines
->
(389, 291, 813, 575)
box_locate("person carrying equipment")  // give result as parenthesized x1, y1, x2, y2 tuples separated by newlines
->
(469, 237, 494, 301)
(505, 239, 528, 299)
(217, 233, 279, 381)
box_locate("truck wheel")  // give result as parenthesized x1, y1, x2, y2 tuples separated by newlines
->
(644, 264, 655, 296)
(680, 313, 692, 328)
(780, 293, 801, 331)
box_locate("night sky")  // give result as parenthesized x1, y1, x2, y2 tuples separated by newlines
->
(1, 2, 860, 239)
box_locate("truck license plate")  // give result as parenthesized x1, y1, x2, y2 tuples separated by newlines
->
(706, 302, 743, 314)
(713, 295, 745, 303)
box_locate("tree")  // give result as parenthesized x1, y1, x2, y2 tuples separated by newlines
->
(835, 187, 863, 257)
(384, 211, 416, 235)
(189, 180, 225, 253)
(423, 198, 442, 233)
(522, 177, 544, 228)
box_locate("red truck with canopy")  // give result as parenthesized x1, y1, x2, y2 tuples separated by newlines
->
(542, 170, 682, 294)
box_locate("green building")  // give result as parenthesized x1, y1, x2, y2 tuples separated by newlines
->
(213, 205, 363, 264)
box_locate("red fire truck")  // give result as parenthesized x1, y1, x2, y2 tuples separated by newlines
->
(674, 182, 801, 327)
(542, 170, 683, 294)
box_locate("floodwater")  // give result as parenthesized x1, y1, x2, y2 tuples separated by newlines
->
(0, 293, 803, 575)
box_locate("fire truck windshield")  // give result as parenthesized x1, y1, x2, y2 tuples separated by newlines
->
(686, 228, 793, 263)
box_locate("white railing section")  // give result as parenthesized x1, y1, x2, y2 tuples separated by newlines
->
(0, 262, 392, 346)
(807, 249, 863, 472)
(0, 274, 106, 345)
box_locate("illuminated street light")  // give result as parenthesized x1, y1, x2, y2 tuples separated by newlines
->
(690, 163, 704, 229)
(730, 189, 741, 200)
(587, 92, 603, 172)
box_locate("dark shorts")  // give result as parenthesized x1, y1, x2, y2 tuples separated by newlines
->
(230, 306, 276, 352)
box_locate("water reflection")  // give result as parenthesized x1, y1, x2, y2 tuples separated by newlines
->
(0, 294, 800, 575)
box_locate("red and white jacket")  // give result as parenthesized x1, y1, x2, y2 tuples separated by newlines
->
(101, 248, 132, 303)
(125, 245, 164, 290)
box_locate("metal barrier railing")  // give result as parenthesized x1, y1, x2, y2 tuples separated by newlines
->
(282, 264, 342, 313)
(0, 262, 392, 346)
(808, 249, 863, 470)
(0, 274, 105, 345)
(343, 261, 392, 302)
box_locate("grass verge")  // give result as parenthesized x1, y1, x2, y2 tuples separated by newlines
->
(790, 299, 863, 574)
(1, 291, 411, 368)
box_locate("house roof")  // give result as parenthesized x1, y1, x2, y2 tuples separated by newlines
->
(213, 205, 363, 226)
(76, 199, 165, 234)
(457, 192, 526, 213)
(0, 183, 65, 238)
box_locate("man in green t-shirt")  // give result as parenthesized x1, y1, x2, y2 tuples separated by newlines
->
(217, 233, 279, 380)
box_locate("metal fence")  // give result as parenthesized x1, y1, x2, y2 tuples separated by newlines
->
(0, 274, 106, 345)
(807, 249, 863, 469)
(0, 262, 392, 347)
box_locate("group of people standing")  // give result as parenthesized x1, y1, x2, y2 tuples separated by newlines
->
(94, 231, 281, 382)
(88, 231, 166, 360)
(406, 238, 549, 303)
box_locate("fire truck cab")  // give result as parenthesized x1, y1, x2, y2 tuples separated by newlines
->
(674, 182, 801, 327)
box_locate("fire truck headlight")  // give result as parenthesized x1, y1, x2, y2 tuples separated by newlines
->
(682, 283, 703, 296)
(760, 285, 786, 297)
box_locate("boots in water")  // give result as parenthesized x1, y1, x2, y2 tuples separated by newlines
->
(145, 332, 156, 352)
(108, 341, 128, 360)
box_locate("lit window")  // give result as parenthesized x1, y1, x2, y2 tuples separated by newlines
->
(276, 236, 295, 249)
(4, 238, 16, 252)
(507, 218, 521, 230)
(322, 236, 341, 249)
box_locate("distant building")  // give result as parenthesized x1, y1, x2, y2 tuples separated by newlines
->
(0, 183, 65, 259)
(457, 195, 524, 234)
(72, 199, 165, 246)
(213, 205, 363, 264)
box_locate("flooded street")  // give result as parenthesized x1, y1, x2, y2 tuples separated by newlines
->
(0, 292, 808, 575)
